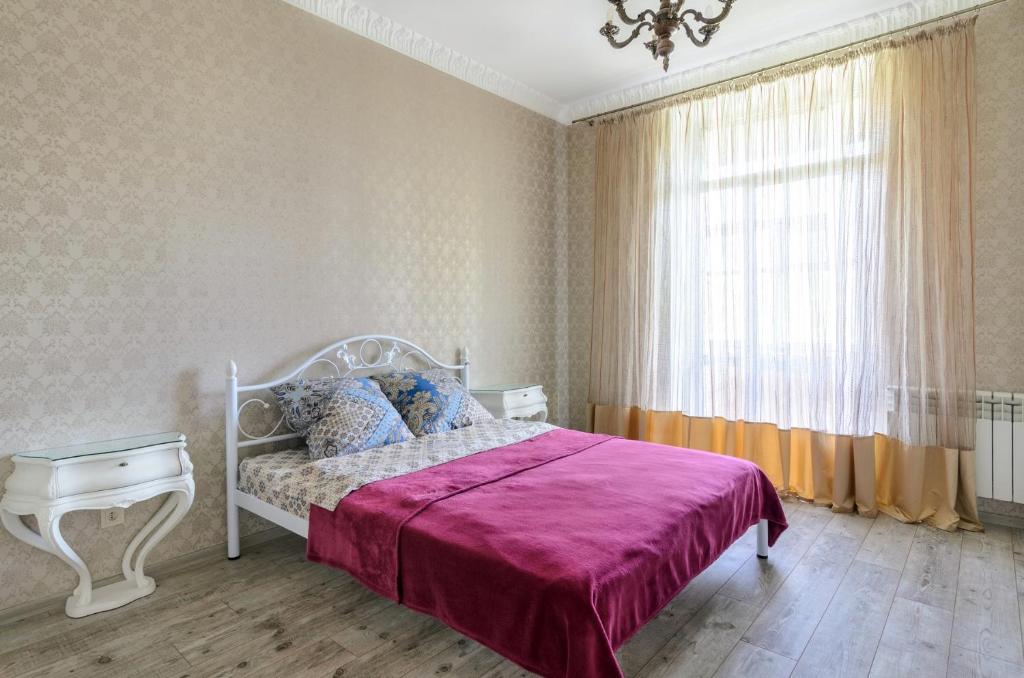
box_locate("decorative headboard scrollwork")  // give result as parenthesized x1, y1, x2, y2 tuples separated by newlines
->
(225, 335, 469, 452)
(336, 338, 439, 376)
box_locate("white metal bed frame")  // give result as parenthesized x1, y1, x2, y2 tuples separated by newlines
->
(223, 334, 770, 561)
(224, 335, 470, 559)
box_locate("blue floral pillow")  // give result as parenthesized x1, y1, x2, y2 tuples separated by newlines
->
(373, 369, 492, 436)
(269, 377, 358, 436)
(304, 381, 413, 460)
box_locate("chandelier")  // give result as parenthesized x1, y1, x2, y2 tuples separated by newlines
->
(600, 0, 737, 71)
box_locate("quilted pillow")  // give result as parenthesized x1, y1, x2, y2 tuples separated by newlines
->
(373, 368, 492, 436)
(304, 380, 413, 460)
(270, 376, 365, 437)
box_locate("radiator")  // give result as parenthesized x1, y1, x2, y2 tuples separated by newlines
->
(976, 391, 1024, 503)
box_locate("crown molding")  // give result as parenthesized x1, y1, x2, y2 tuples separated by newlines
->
(282, 0, 565, 122)
(284, 0, 982, 126)
(563, 0, 980, 122)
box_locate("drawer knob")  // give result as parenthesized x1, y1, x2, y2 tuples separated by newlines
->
(118, 462, 129, 467)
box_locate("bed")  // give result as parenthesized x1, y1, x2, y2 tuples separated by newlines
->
(226, 335, 787, 678)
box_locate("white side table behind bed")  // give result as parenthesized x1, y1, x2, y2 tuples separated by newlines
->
(0, 432, 194, 618)
(471, 384, 548, 422)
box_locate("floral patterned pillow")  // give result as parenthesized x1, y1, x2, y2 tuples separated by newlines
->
(270, 377, 365, 437)
(304, 381, 413, 460)
(373, 368, 493, 436)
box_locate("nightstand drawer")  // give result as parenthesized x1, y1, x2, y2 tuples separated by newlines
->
(55, 448, 184, 497)
(5, 442, 190, 502)
(499, 387, 546, 410)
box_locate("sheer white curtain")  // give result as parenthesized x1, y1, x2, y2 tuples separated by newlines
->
(590, 21, 978, 529)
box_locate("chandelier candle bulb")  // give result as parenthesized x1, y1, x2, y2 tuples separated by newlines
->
(600, 0, 737, 71)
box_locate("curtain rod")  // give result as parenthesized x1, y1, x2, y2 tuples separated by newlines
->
(572, 0, 1008, 125)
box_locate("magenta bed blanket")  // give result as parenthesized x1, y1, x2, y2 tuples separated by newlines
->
(307, 428, 787, 678)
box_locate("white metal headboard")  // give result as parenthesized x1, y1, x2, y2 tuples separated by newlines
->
(226, 335, 469, 450)
(223, 335, 469, 552)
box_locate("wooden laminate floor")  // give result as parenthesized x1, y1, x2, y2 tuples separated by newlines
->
(3, 499, 1024, 678)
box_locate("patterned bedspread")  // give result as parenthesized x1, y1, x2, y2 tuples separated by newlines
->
(237, 419, 556, 518)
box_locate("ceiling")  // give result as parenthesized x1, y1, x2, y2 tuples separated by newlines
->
(291, 0, 979, 122)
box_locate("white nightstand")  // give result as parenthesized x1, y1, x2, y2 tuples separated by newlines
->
(471, 384, 548, 422)
(1, 432, 194, 618)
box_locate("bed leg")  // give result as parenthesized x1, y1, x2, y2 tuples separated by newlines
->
(226, 360, 241, 561)
(756, 519, 769, 559)
(227, 496, 240, 560)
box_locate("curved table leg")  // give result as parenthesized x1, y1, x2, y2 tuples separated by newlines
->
(1, 509, 49, 553)
(2, 509, 94, 606)
(38, 511, 95, 608)
(122, 488, 194, 588)
(121, 492, 179, 583)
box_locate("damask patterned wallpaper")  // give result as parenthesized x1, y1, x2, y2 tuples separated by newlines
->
(0, 0, 574, 611)
(568, 125, 597, 432)
(973, 0, 1024, 391)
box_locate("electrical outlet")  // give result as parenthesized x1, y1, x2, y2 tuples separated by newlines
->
(100, 508, 125, 528)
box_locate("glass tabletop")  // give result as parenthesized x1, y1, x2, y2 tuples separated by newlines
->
(15, 432, 185, 461)
(471, 383, 539, 392)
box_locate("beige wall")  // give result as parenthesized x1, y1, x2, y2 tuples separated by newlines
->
(970, 0, 1024, 520)
(974, 0, 1024, 390)
(568, 124, 597, 432)
(0, 0, 572, 611)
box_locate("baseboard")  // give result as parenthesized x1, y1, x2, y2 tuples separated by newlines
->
(980, 510, 1024, 531)
(0, 526, 293, 624)
(977, 496, 1024, 531)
